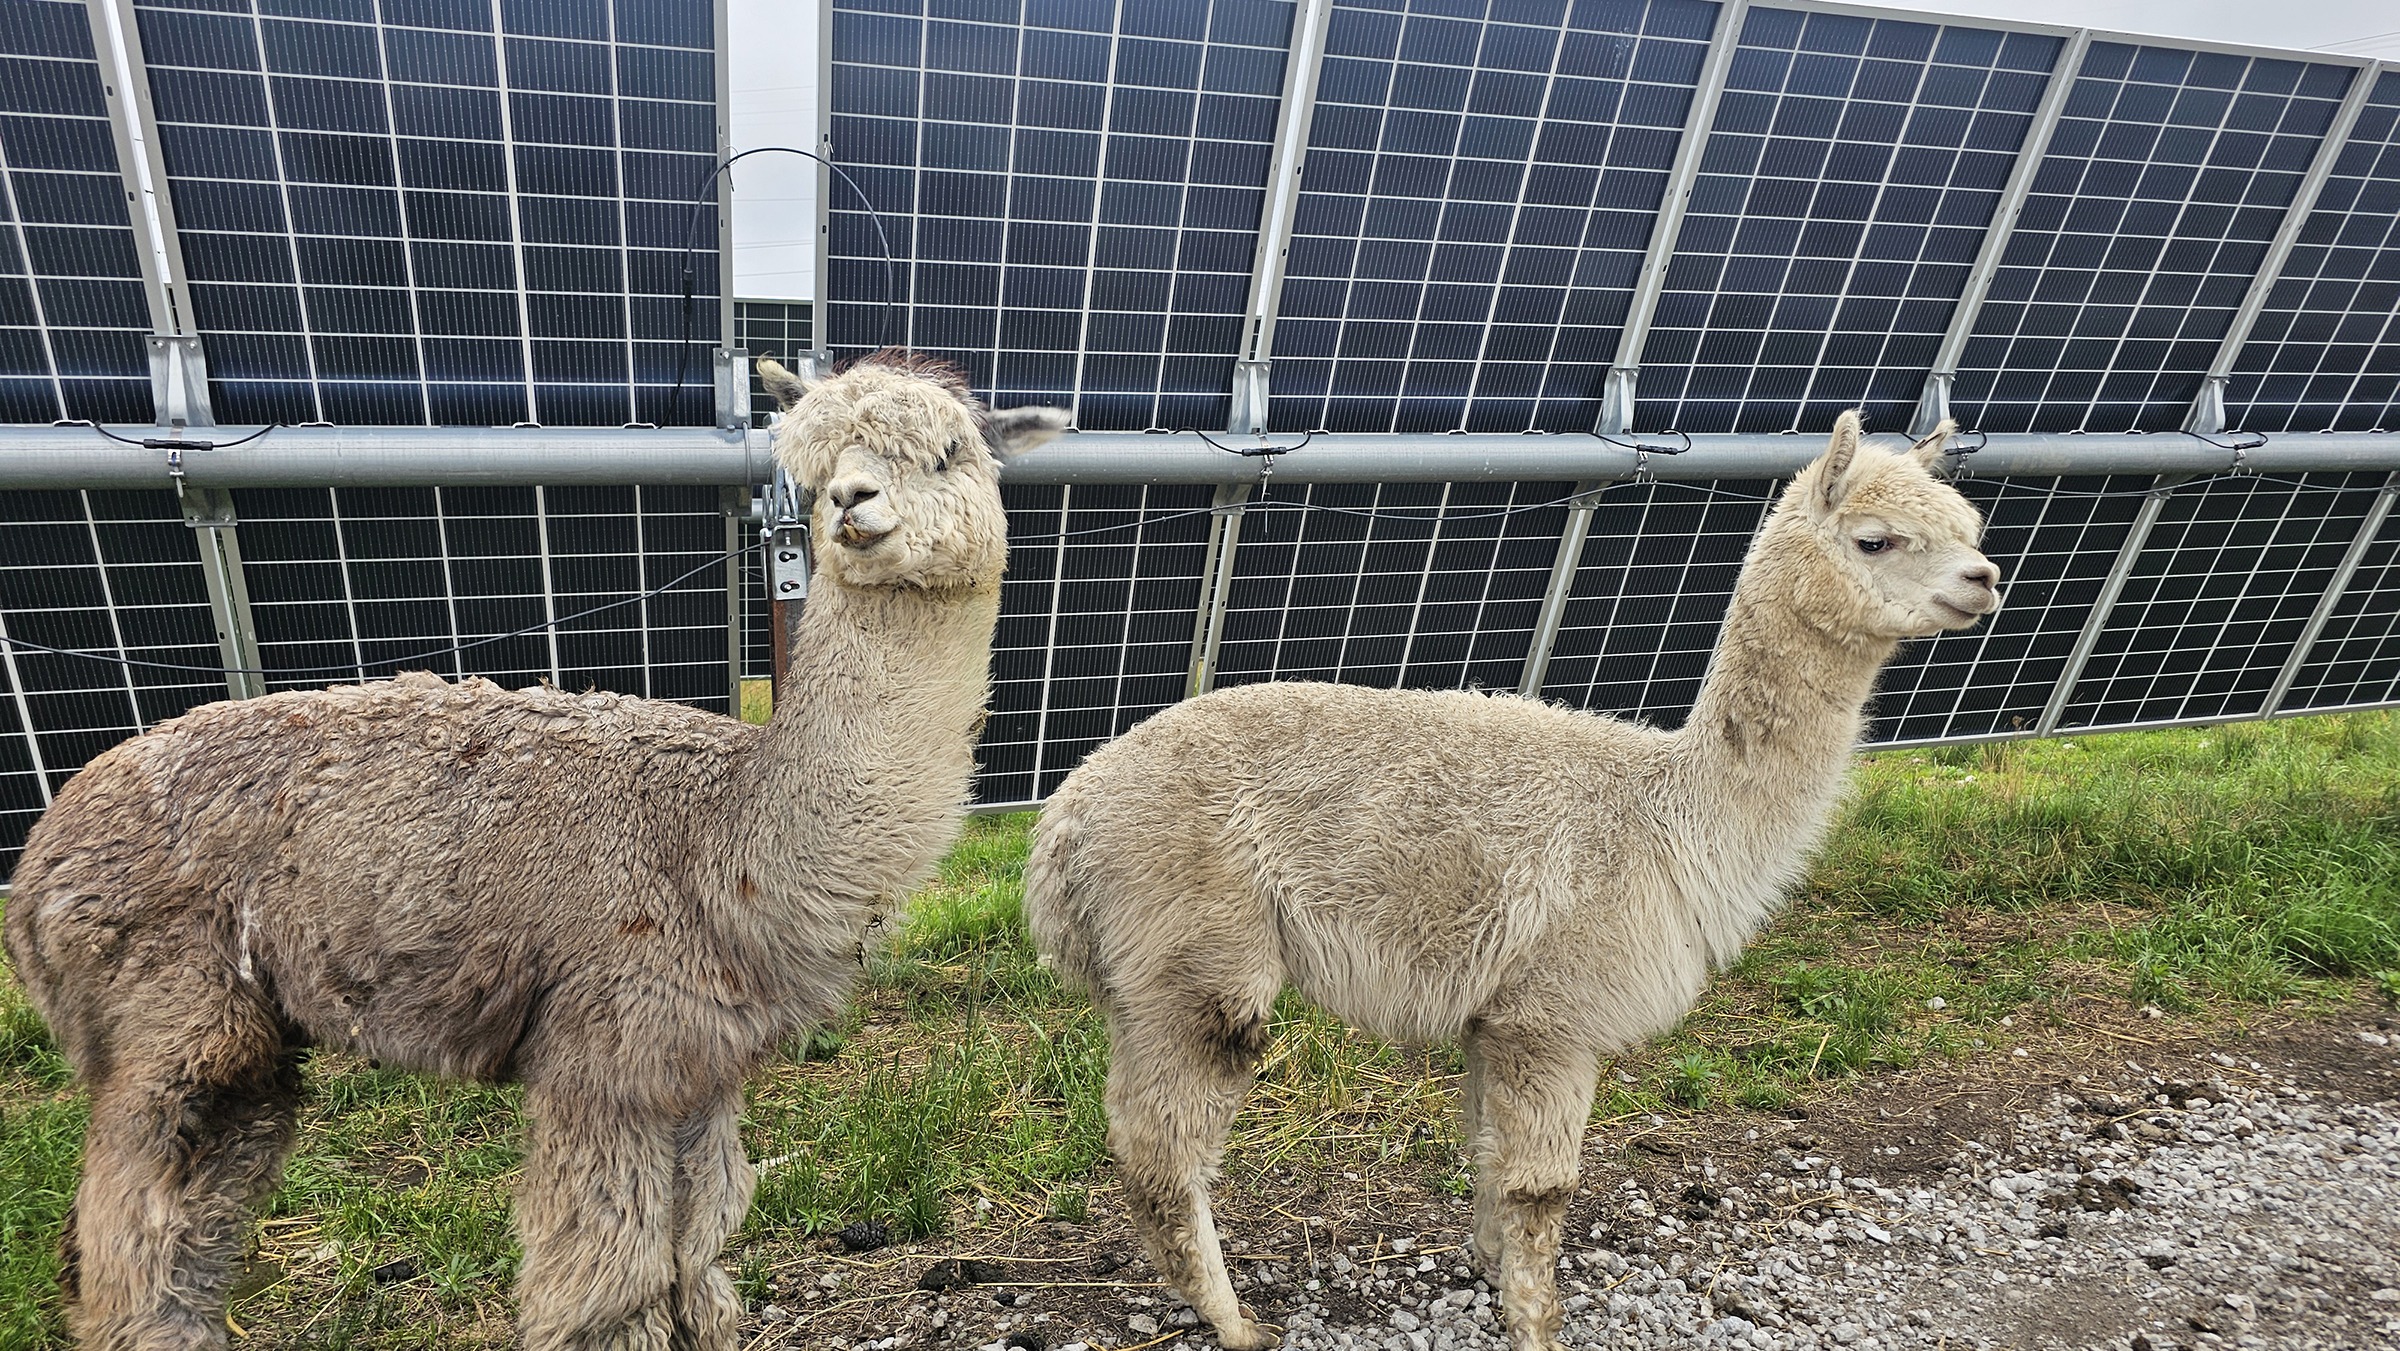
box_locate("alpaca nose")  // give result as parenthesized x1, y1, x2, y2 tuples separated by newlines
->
(1962, 561, 2000, 592)
(827, 479, 880, 510)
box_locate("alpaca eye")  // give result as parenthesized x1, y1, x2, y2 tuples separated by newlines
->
(1856, 537, 1890, 555)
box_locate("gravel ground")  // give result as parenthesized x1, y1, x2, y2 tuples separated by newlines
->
(1261, 1043, 2400, 1351)
(764, 1020, 2400, 1351)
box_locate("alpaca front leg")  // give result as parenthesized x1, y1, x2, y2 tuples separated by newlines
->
(515, 1087, 679, 1351)
(1107, 1016, 1274, 1350)
(667, 1095, 755, 1351)
(1476, 1031, 1600, 1351)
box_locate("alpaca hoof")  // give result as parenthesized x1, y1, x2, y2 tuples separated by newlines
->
(1213, 1322, 1279, 1351)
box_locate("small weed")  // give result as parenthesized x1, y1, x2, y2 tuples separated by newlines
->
(2377, 970, 2400, 1005)
(1662, 1053, 1720, 1109)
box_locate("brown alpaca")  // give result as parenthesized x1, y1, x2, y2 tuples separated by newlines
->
(1024, 414, 2001, 1351)
(3, 351, 1067, 1351)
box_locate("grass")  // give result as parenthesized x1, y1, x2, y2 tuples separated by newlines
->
(1, 709, 2394, 1345)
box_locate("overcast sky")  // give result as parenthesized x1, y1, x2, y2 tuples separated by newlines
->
(722, 0, 2399, 303)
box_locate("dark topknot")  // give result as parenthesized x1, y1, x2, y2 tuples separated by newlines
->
(837, 348, 978, 405)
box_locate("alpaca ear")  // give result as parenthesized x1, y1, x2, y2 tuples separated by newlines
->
(756, 356, 812, 412)
(1816, 409, 1865, 514)
(984, 405, 1071, 460)
(1910, 419, 1957, 469)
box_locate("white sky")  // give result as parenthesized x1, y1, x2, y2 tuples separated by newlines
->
(722, 0, 2399, 303)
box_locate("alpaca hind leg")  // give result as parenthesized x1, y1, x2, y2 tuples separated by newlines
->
(666, 1094, 753, 1351)
(514, 1086, 678, 1351)
(1475, 1028, 1599, 1351)
(1458, 1025, 1505, 1283)
(64, 1003, 301, 1351)
(1107, 1009, 1273, 1351)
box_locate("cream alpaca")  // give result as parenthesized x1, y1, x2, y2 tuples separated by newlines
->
(1024, 413, 2001, 1351)
(4, 351, 1067, 1351)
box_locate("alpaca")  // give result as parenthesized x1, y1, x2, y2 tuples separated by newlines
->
(1023, 413, 2001, 1351)
(3, 350, 1067, 1351)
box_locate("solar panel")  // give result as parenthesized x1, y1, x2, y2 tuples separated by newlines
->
(1533, 477, 1774, 724)
(232, 482, 732, 706)
(1270, 0, 1718, 434)
(131, 0, 722, 427)
(2224, 69, 2400, 434)
(2280, 480, 2400, 711)
(980, 482, 1218, 804)
(0, 488, 223, 856)
(1210, 479, 1573, 687)
(0, 0, 156, 423)
(1950, 41, 2358, 434)
(1633, 8, 2062, 435)
(2053, 471, 2390, 729)
(825, 0, 1298, 430)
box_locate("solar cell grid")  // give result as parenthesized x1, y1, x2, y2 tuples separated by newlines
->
(1951, 40, 2357, 434)
(1865, 474, 2147, 743)
(1534, 477, 1771, 724)
(1269, 0, 1719, 434)
(1209, 479, 1574, 691)
(134, 0, 721, 427)
(0, 489, 221, 851)
(1634, 6, 2061, 435)
(2225, 69, 2400, 433)
(231, 482, 731, 706)
(0, 0, 156, 424)
(825, 0, 1297, 431)
(2056, 471, 2388, 728)
(978, 482, 1217, 804)
(2279, 482, 2400, 712)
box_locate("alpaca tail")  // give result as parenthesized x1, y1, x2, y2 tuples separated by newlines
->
(1022, 786, 1100, 998)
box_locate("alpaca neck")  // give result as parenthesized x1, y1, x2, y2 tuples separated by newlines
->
(1660, 535, 1897, 961)
(735, 572, 999, 913)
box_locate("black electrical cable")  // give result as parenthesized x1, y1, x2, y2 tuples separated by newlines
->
(669, 147, 902, 427)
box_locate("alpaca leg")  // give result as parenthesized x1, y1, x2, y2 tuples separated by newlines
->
(63, 1002, 300, 1351)
(1107, 1011, 1273, 1351)
(666, 1094, 753, 1351)
(514, 1086, 678, 1351)
(1474, 1028, 1599, 1351)
(1458, 1025, 1505, 1283)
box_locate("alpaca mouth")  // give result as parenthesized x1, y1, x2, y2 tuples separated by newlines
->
(1933, 596, 1993, 625)
(836, 520, 893, 548)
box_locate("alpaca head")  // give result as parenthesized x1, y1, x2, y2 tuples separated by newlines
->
(1773, 410, 2003, 641)
(758, 350, 1069, 590)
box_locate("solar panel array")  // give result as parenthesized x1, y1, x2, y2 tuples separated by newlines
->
(1, 0, 156, 423)
(132, 0, 722, 426)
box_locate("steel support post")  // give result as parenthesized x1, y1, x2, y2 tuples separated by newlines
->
(1228, 0, 1334, 432)
(2034, 473, 2185, 736)
(1186, 482, 1253, 698)
(809, 0, 834, 371)
(0, 606, 53, 808)
(2182, 61, 2381, 435)
(1911, 29, 2093, 437)
(1598, 0, 1748, 433)
(1517, 481, 1609, 697)
(2262, 471, 2400, 716)
(177, 485, 265, 700)
(721, 484, 747, 715)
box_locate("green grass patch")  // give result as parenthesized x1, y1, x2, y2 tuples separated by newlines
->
(2, 710, 2394, 1344)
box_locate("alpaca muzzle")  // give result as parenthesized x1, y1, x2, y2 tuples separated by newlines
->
(836, 513, 894, 548)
